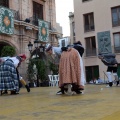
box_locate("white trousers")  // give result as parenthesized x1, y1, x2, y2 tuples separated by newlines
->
(79, 53, 86, 86)
(106, 72, 118, 82)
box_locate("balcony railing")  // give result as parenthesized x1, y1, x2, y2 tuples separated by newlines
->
(12, 10, 20, 20)
(84, 46, 120, 57)
(0, 6, 20, 21)
(84, 48, 97, 57)
(84, 25, 95, 32)
(29, 17, 52, 30)
(112, 20, 120, 27)
(113, 46, 120, 53)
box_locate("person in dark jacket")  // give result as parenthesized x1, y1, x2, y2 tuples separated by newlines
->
(98, 53, 119, 87)
(73, 41, 84, 57)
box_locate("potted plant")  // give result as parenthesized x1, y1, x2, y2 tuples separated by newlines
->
(27, 58, 48, 87)
(36, 59, 48, 86)
(27, 59, 36, 87)
(48, 61, 59, 75)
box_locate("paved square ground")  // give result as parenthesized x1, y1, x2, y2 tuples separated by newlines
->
(0, 84, 120, 120)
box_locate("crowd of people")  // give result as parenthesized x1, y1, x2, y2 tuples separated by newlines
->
(46, 41, 120, 95)
(46, 41, 85, 95)
(1, 40, 120, 96)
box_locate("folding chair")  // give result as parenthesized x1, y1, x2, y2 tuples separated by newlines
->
(48, 75, 54, 87)
(53, 75, 59, 86)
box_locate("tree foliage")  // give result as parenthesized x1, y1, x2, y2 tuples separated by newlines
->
(1, 46, 16, 57)
(27, 58, 47, 82)
(48, 61, 59, 74)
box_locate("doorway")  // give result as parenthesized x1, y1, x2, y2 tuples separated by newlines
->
(85, 65, 99, 83)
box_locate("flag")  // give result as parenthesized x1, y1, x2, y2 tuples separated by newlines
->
(0, 6, 14, 34)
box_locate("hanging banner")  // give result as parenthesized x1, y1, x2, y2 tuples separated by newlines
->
(97, 31, 112, 54)
(38, 19, 49, 42)
(0, 6, 14, 35)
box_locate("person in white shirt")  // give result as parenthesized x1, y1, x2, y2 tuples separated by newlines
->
(1, 54, 30, 94)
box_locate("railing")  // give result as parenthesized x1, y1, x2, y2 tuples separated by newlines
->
(30, 17, 38, 26)
(29, 17, 52, 30)
(84, 25, 95, 32)
(0, 6, 20, 21)
(84, 48, 97, 57)
(11, 9, 20, 21)
(114, 47, 120, 53)
(112, 21, 120, 27)
(84, 46, 120, 57)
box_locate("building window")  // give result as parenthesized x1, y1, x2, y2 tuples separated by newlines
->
(0, 0, 9, 8)
(84, 13, 95, 32)
(113, 33, 120, 53)
(111, 6, 120, 27)
(85, 36, 96, 56)
(33, 1, 43, 26)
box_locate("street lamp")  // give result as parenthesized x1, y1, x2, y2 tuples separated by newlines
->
(27, 40, 40, 87)
(34, 39, 39, 48)
(34, 39, 40, 59)
(34, 39, 40, 87)
(27, 40, 46, 87)
(40, 44, 45, 53)
(28, 41, 33, 53)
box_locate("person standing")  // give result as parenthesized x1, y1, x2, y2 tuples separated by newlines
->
(59, 47, 84, 95)
(46, 45, 64, 94)
(46, 43, 85, 95)
(46, 44, 61, 65)
(73, 41, 85, 93)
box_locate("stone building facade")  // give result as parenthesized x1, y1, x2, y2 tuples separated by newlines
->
(72, 0, 120, 82)
(0, 0, 62, 79)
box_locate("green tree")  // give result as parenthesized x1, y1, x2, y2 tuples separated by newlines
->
(36, 59, 46, 82)
(27, 58, 47, 83)
(1, 46, 16, 57)
(27, 59, 35, 83)
(48, 61, 59, 74)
